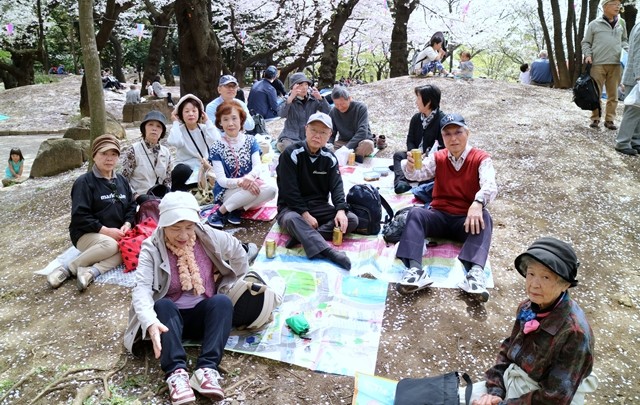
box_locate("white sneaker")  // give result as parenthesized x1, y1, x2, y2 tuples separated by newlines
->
(396, 267, 434, 295)
(190, 368, 224, 401)
(458, 266, 490, 302)
(47, 265, 70, 289)
(166, 369, 196, 405)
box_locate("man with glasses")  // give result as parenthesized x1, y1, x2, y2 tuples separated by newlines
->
(394, 114, 498, 302)
(582, 0, 628, 130)
(205, 75, 255, 132)
(276, 112, 358, 270)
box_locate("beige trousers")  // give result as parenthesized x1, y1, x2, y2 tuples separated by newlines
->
(69, 233, 122, 275)
(589, 63, 622, 122)
(459, 363, 599, 404)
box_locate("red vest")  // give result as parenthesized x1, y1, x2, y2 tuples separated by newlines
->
(430, 148, 489, 215)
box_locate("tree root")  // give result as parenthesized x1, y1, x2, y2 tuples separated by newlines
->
(72, 383, 97, 405)
(0, 368, 38, 403)
(225, 373, 256, 393)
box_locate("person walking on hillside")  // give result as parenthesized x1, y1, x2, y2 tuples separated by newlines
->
(582, 0, 628, 130)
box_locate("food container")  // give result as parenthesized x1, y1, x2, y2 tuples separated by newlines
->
(373, 167, 390, 176)
(363, 171, 381, 181)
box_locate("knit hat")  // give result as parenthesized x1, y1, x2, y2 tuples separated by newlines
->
(289, 72, 312, 88)
(307, 112, 333, 130)
(140, 110, 167, 139)
(157, 191, 201, 228)
(514, 237, 580, 287)
(264, 65, 278, 80)
(92, 134, 120, 157)
(170, 164, 193, 192)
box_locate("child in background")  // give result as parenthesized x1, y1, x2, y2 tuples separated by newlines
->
(3, 147, 24, 187)
(519, 63, 531, 85)
(456, 51, 474, 80)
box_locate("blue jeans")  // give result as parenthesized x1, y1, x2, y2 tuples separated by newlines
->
(155, 295, 233, 377)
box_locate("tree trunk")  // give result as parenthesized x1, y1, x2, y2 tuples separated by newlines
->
(79, 0, 134, 116)
(318, 0, 360, 89)
(37, 0, 49, 71)
(162, 43, 175, 86)
(110, 34, 126, 83)
(389, 0, 418, 78)
(141, 3, 174, 95)
(175, 0, 222, 106)
(78, 0, 106, 167)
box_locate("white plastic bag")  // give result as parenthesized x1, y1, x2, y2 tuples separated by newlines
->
(334, 146, 352, 166)
(624, 84, 640, 107)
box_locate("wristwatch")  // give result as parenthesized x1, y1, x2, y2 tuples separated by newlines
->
(474, 197, 484, 206)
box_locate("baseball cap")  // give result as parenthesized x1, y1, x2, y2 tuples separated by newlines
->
(440, 113, 468, 131)
(306, 112, 332, 130)
(219, 75, 238, 86)
(265, 66, 278, 79)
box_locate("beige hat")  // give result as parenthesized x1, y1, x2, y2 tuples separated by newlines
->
(600, 0, 620, 6)
(92, 134, 120, 157)
(157, 191, 201, 228)
(173, 94, 205, 120)
(306, 112, 333, 130)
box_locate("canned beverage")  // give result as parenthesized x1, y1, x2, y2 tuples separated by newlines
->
(332, 227, 343, 246)
(411, 149, 423, 169)
(348, 152, 356, 166)
(266, 239, 276, 259)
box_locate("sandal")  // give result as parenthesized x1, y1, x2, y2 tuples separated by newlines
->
(589, 120, 600, 128)
(376, 134, 387, 149)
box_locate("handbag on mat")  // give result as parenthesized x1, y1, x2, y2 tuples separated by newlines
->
(224, 270, 283, 330)
(394, 371, 472, 405)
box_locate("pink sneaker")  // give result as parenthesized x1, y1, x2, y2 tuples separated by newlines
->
(190, 368, 224, 400)
(166, 369, 195, 405)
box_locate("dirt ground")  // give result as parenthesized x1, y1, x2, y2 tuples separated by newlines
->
(0, 75, 638, 404)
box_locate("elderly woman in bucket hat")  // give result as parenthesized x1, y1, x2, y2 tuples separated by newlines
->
(167, 94, 221, 184)
(120, 111, 173, 201)
(467, 237, 598, 405)
(124, 191, 247, 405)
(47, 134, 137, 291)
(276, 72, 330, 152)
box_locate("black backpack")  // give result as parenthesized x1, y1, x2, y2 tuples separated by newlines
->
(346, 184, 393, 235)
(573, 64, 601, 117)
(382, 206, 413, 244)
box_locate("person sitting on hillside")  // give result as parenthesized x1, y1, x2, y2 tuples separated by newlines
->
(205, 75, 255, 132)
(167, 94, 220, 187)
(125, 84, 141, 105)
(529, 50, 553, 87)
(102, 68, 124, 90)
(120, 111, 173, 202)
(413, 33, 450, 76)
(391, 84, 446, 195)
(206, 101, 277, 228)
(47, 134, 136, 291)
(328, 86, 375, 163)
(276, 112, 358, 270)
(395, 114, 497, 301)
(465, 237, 598, 404)
(519, 63, 531, 85)
(151, 75, 173, 106)
(455, 51, 474, 80)
(247, 65, 280, 120)
(276, 72, 331, 152)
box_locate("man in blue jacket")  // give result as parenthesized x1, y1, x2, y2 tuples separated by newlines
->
(247, 66, 280, 120)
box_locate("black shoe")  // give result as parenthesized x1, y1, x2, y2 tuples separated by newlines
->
(285, 237, 300, 249)
(604, 121, 617, 130)
(394, 181, 412, 194)
(355, 155, 364, 164)
(615, 147, 638, 156)
(167, 92, 174, 107)
(632, 145, 640, 153)
(321, 248, 351, 270)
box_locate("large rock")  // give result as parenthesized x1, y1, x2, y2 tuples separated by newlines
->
(122, 98, 175, 123)
(30, 138, 84, 178)
(63, 113, 126, 140)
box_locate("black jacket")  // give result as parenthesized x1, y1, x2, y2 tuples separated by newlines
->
(406, 109, 445, 153)
(69, 169, 137, 246)
(276, 141, 348, 214)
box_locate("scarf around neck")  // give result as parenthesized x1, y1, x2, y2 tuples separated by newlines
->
(165, 234, 205, 295)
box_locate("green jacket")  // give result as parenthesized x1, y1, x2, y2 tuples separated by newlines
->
(582, 15, 629, 65)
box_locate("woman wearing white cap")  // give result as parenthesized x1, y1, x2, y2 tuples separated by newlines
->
(466, 237, 598, 405)
(167, 94, 221, 185)
(120, 111, 173, 201)
(124, 191, 247, 405)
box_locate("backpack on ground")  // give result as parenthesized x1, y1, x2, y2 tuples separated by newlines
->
(247, 113, 268, 135)
(346, 184, 394, 235)
(225, 270, 283, 330)
(573, 64, 601, 117)
(382, 205, 413, 244)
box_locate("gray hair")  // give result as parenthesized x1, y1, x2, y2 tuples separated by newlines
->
(539, 50, 548, 58)
(331, 86, 350, 101)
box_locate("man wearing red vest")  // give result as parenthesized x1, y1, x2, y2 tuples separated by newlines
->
(395, 113, 497, 301)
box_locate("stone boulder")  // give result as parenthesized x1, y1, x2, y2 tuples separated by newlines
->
(122, 97, 175, 123)
(63, 113, 126, 140)
(30, 138, 84, 178)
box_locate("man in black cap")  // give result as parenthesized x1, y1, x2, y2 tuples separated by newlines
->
(247, 65, 280, 120)
(395, 113, 497, 301)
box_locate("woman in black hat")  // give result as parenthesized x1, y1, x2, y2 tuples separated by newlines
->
(120, 111, 173, 202)
(468, 237, 598, 405)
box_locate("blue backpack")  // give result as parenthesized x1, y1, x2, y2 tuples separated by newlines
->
(347, 184, 393, 235)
